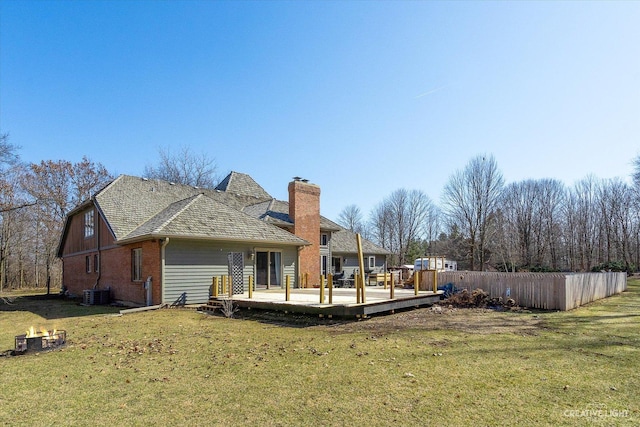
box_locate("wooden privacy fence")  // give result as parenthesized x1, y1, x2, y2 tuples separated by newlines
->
(420, 271, 627, 310)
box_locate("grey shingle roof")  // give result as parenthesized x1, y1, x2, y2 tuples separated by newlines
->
(215, 171, 271, 199)
(243, 198, 341, 232)
(330, 229, 391, 255)
(121, 194, 308, 245)
(94, 175, 307, 246)
(243, 199, 294, 227)
(95, 176, 203, 240)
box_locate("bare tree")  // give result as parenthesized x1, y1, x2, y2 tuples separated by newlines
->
(369, 201, 394, 259)
(441, 154, 504, 271)
(563, 176, 600, 271)
(369, 189, 434, 265)
(501, 180, 537, 268)
(0, 133, 19, 171)
(536, 179, 565, 270)
(596, 178, 635, 270)
(632, 154, 640, 190)
(71, 156, 112, 203)
(0, 134, 24, 292)
(144, 145, 220, 188)
(337, 204, 365, 234)
(498, 178, 565, 271)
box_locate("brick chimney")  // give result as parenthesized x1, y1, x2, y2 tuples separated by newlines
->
(288, 179, 320, 287)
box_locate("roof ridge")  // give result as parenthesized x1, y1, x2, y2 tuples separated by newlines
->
(152, 193, 203, 233)
(96, 174, 124, 197)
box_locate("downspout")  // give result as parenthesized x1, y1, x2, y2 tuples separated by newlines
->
(297, 245, 303, 288)
(160, 237, 170, 304)
(93, 203, 101, 290)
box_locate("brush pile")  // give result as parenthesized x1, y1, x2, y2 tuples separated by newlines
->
(440, 288, 518, 310)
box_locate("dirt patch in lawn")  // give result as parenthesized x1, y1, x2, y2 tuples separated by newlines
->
(236, 305, 543, 336)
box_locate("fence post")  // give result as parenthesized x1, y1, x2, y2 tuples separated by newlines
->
(248, 275, 253, 299)
(415, 270, 420, 295)
(228, 275, 233, 298)
(320, 275, 325, 303)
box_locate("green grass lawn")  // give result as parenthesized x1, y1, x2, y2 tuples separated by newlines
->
(1, 280, 638, 426)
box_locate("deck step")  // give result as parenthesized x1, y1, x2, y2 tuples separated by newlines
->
(199, 298, 227, 312)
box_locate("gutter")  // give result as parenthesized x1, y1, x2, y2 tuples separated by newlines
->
(160, 237, 170, 304)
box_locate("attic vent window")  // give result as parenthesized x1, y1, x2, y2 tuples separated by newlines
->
(84, 210, 94, 238)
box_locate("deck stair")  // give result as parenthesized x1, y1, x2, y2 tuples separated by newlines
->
(199, 298, 226, 313)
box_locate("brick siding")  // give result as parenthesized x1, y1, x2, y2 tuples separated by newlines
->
(288, 180, 321, 287)
(62, 240, 162, 305)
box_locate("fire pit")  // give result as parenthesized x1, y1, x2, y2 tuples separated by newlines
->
(14, 328, 66, 354)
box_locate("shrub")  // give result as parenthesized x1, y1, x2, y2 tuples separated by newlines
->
(591, 261, 630, 273)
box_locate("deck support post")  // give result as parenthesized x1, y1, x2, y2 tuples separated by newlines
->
(285, 275, 290, 301)
(213, 276, 219, 298)
(356, 233, 366, 304)
(432, 269, 438, 293)
(390, 273, 395, 299)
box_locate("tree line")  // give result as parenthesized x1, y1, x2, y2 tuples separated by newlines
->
(1, 133, 638, 292)
(338, 153, 640, 273)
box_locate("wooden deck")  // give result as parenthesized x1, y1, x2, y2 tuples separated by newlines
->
(201, 287, 444, 317)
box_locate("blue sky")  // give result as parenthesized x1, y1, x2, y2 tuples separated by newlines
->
(1, 1, 639, 222)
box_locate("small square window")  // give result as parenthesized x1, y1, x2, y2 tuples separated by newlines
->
(368, 256, 375, 270)
(86, 256, 91, 273)
(94, 254, 99, 273)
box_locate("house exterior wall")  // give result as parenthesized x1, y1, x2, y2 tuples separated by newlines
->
(288, 180, 320, 287)
(60, 202, 164, 305)
(164, 239, 299, 304)
(100, 240, 162, 305)
(59, 206, 116, 257)
(61, 237, 162, 306)
(337, 253, 386, 278)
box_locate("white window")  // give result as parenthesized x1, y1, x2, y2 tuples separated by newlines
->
(368, 256, 375, 270)
(321, 255, 328, 277)
(132, 248, 142, 281)
(320, 233, 328, 246)
(85, 256, 91, 273)
(84, 210, 94, 238)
